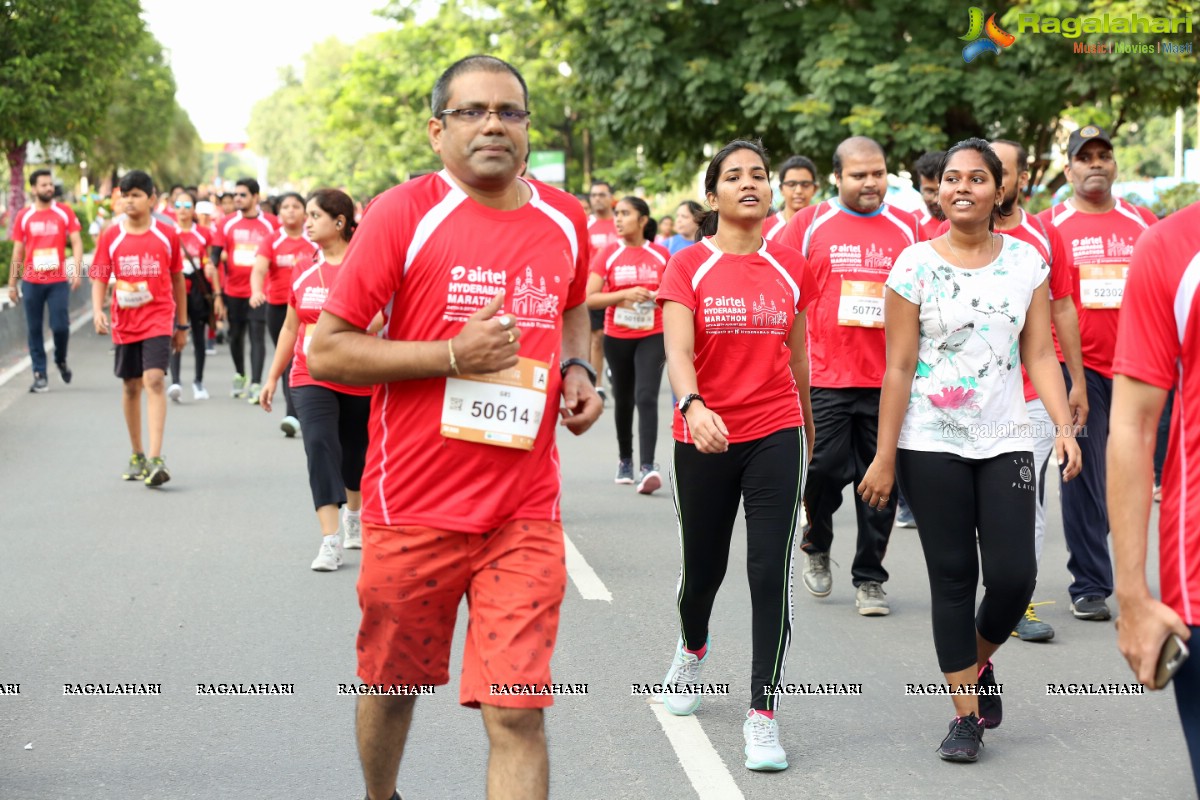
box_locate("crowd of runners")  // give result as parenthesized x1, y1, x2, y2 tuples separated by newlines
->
(6, 53, 1197, 800)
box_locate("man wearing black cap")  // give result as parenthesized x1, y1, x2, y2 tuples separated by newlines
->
(1039, 125, 1157, 622)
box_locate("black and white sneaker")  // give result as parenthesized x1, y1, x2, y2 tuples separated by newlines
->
(637, 464, 662, 494)
(1071, 595, 1111, 620)
(938, 713, 984, 762)
(30, 373, 49, 393)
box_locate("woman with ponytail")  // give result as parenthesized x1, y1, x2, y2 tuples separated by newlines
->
(260, 189, 380, 572)
(586, 195, 671, 493)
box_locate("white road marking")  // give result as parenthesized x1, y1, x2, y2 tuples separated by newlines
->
(0, 309, 94, 389)
(563, 531, 612, 602)
(650, 703, 746, 800)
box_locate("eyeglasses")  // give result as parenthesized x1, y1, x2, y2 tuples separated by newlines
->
(439, 108, 531, 124)
(234, 192, 251, 198)
(781, 180, 816, 190)
(175, 201, 193, 209)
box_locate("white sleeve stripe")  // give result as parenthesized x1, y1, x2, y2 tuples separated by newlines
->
(50, 204, 70, 225)
(273, 230, 287, 247)
(1050, 204, 1074, 227)
(1114, 199, 1151, 230)
(109, 225, 128, 260)
(1018, 212, 1051, 260)
(642, 243, 667, 265)
(405, 171, 469, 274)
(1174, 251, 1200, 344)
(690, 242, 724, 290)
(760, 246, 801, 309)
(526, 180, 579, 264)
(605, 245, 625, 270)
(148, 221, 172, 259)
(880, 207, 917, 244)
(292, 263, 322, 291)
(803, 203, 839, 258)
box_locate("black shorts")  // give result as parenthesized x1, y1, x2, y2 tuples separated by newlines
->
(114, 335, 171, 380)
(589, 307, 605, 332)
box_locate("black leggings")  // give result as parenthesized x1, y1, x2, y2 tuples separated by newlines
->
(897, 448, 1037, 673)
(292, 384, 371, 510)
(224, 294, 249, 377)
(169, 291, 210, 385)
(266, 302, 296, 418)
(248, 302, 267, 383)
(673, 427, 806, 711)
(603, 333, 665, 466)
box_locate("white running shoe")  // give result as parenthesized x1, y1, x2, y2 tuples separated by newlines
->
(280, 415, 300, 438)
(167, 383, 183, 403)
(192, 382, 210, 401)
(659, 637, 709, 716)
(311, 536, 343, 571)
(743, 710, 788, 771)
(343, 511, 362, 550)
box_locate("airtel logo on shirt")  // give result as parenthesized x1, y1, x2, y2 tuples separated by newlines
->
(704, 296, 746, 308)
(449, 265, 507, 285)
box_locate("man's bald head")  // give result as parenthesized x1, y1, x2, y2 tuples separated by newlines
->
(832, 136, 886, 177)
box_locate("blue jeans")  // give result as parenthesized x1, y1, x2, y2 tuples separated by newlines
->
(1176, 626, 1200, 796)
(22, 280, 70, 376)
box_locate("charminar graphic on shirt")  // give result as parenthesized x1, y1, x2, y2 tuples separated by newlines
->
(886, 237, 1049, 459)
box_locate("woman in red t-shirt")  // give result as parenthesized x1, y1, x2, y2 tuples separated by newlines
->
(653, 139, 817, 773)
(586, 196, 671, 493)
(168, 190, 218, 401)
(251, 192, 314, 435)
(260, 189, 377, 572)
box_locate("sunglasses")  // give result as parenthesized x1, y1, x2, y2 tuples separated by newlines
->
(175, 201, 193, 209)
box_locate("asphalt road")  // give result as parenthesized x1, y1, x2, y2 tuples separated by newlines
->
(0, 321, 1193, 800)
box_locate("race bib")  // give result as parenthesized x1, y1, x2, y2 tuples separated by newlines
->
(837, 280, 885, 328)
(1079, 263, 1127, 309)
(441, 357, 550, 451)
(613, 302, 655, 331)
(232, 242, 257, 268)
(32, 248, 60, 272)
(115, 280, 153, 309)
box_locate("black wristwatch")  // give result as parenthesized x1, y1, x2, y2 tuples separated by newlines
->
(175, 323, 190, 331)
(560, 357, 597, 385)
(678, 393, 705, 416)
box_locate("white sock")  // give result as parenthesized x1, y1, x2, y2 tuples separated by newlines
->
(344, 508, 360, 520)
(324, 532, 339, 545)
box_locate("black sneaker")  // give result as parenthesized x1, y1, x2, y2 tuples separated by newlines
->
(30, 373, 48, 393)
(938, 713, 984, 762)
(122, 453, 148, 481)
(614, 459, 634, 485)
(56, 361, 72, 384)
(1071, 595, 1111, 620)
(977, 660, 1002, 729)
(144, 457, 171, 488)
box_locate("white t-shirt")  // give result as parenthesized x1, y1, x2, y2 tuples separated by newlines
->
(886, 237, 1049, 459)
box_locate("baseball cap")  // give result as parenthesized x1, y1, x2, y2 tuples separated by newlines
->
(195, 200, 216, 215)
(1067, 125, 1113, 158)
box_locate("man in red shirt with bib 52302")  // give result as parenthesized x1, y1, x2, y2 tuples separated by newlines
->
(307, 56, 602, 800)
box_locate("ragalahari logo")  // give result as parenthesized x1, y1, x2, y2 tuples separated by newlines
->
(960, 7, 1016, 62)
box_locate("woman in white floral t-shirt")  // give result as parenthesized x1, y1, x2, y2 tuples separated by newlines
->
(859, 138, 1082, 763)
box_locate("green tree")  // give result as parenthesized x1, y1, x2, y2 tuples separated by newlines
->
(0, 0, 144, 224)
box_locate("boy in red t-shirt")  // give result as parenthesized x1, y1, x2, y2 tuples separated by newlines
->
(90, 170, 187, 487)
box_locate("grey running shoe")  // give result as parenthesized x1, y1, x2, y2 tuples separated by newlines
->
(144, 457, 171, 488)
(1012, 602, 1055, 641)
(802, 552, 832, 597)
(855, 581, 890, 616)
(1071, 595, 1111, 621)
(614, 459, 634, 485)
(938, 713, 984, 762)
(122, 452, 148, 481)
(30, 373, 49, 393)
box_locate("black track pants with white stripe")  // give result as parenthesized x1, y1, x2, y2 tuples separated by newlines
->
(672, 426, 806, 712)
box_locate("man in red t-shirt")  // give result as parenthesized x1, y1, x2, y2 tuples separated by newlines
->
(209, 177, 276, 400)
(7, 169, 84, 392)
(90, 170, 187, 487)
(1109, 200, 1200, 793)
(778, 136, 919, 616)
(990, 139, 1088, 642)
(1039, 125, 1158, 622)
(586, 180, 618, 398)
(307, 56, 602, 800)
(911, 151, 946, 241)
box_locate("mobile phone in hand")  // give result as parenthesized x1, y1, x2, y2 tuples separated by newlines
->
(1153, 633, 1190, 690)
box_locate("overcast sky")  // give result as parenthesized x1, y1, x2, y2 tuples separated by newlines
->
(140, 0, 396, 144)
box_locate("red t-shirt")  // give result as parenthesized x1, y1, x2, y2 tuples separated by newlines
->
(586, 215, 618, 264)
(1039, 198, 1157, 379)
(656, 237, 818, 444)
(1111, 201, 1200, 626)
(258, 230, 318, 305)
(917, 209, 942, 242)
(91, 219, 183, 344)
(289, 254, 370, 397)
(778, 200, 919, 388)
(589, 241, 670, 338)
(763, 212, 787, 241)
(10, 202, 81, 284)
(212, 212, 276, 298)
(321, 171, 589, 532)
(1000, 210, 1074, 402)
(177, 225, 209, 295)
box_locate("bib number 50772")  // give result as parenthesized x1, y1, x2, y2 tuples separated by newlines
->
(441, 357, 550, 450)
